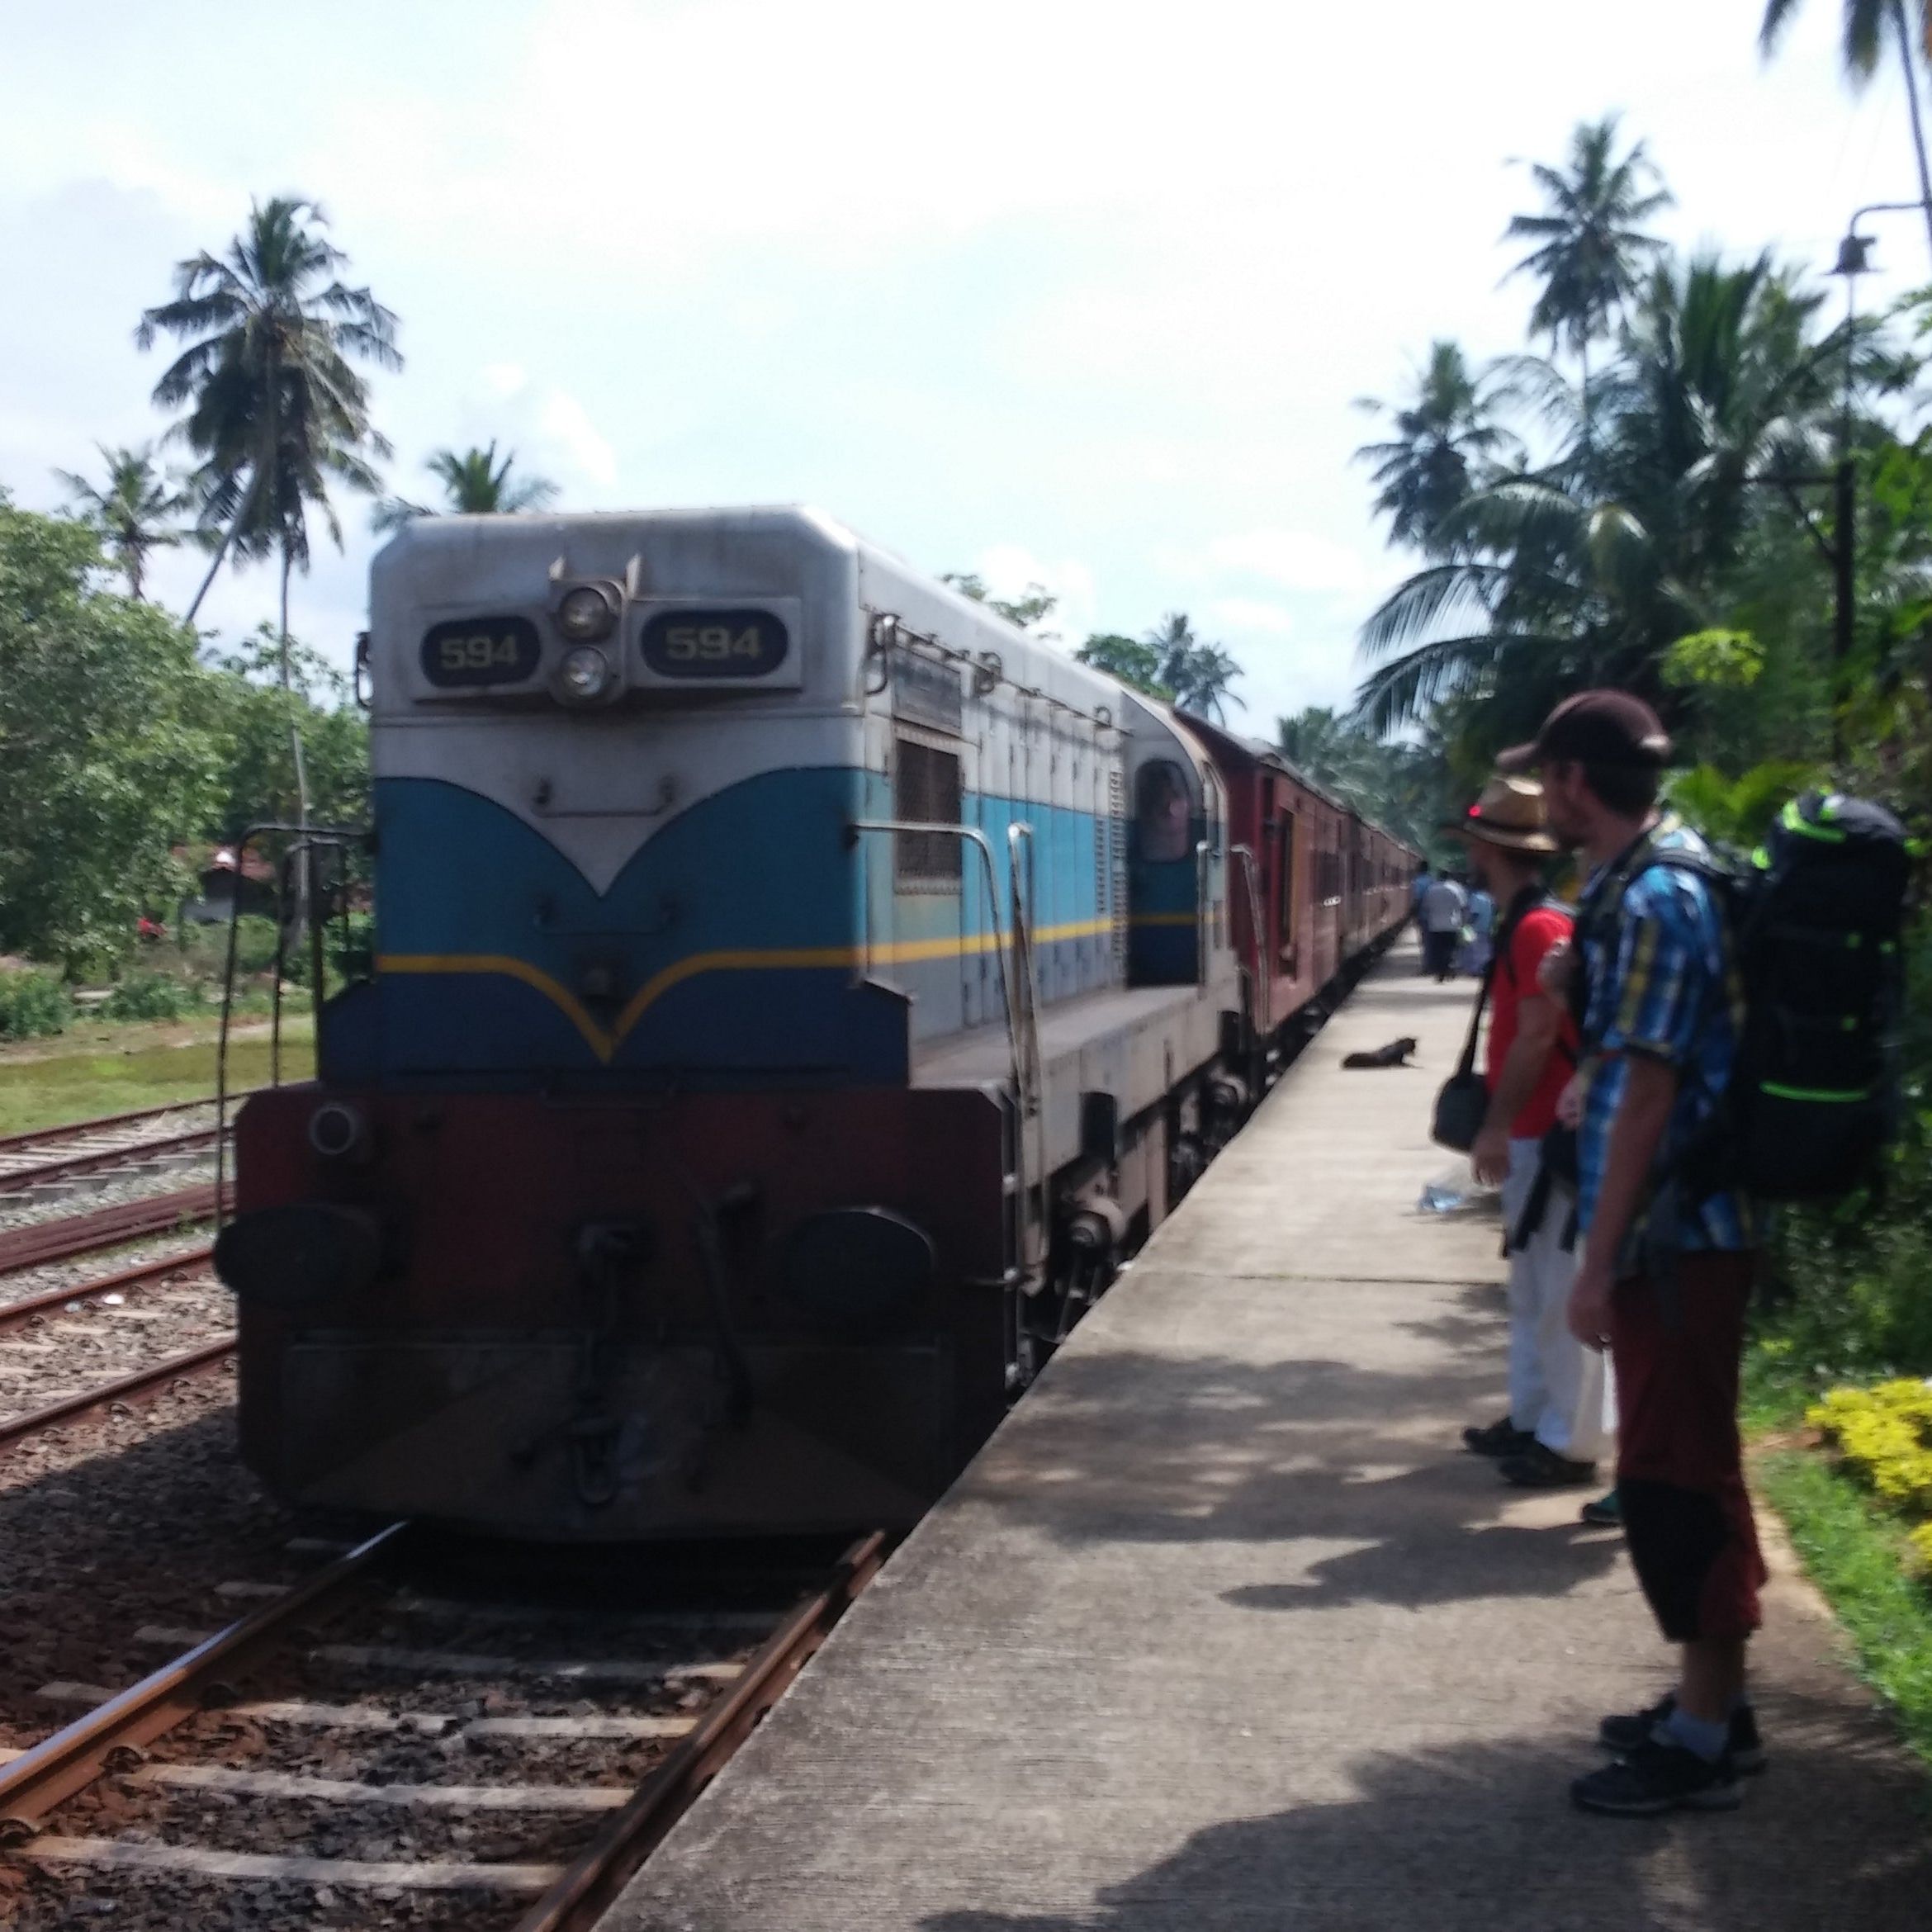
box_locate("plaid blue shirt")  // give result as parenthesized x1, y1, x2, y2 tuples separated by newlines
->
(1575, 817, 1754, 1255)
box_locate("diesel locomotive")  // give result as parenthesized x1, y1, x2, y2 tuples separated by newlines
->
(216, 507, 1415, 1538)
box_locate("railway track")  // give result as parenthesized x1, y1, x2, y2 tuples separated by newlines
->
(0, 1184, 224, 1276)
(0, 1528, 887, 1928)
(0, 1236, 230, 1454)
(0, 1096, 250, 1199)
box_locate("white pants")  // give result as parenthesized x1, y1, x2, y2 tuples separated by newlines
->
(1499, 1137, 1612, 1463)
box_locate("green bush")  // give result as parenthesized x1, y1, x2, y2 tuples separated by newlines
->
(102, 971, 201, 1023)
(0, 969, 74, 1039)
(227, 916, 286, 977)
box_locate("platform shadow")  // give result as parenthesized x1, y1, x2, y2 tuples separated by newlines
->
(921, 1704, 1932, 1932)
(959, 1345, 1627, 1612)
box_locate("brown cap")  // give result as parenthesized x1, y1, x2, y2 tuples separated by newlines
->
(1496, 689, 1673, 775)
(1441, 774, 1560, 855)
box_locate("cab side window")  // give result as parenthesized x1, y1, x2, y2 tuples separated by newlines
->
(1135, 760, 1191, 864)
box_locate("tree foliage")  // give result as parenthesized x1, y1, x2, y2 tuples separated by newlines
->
(1503, 115, 1672, 361)
(137, 196, 400, 621)
(0, 498, 225, 970)
(1075, 632, 1172, 698)
(54, 444, 188, 600)
(374, 440, 559, 532)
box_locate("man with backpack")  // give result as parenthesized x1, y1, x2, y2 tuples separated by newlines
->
(1500, 691, 1764, 1817)
(1452, 775, 1608, 1491)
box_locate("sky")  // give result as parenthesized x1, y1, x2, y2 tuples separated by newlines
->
(2, 0, 1928, 732)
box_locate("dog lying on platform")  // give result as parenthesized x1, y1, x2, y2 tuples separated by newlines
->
(1341, 1035, 1418, 1070)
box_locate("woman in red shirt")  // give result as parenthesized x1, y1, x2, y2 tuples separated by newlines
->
(1452, 777, 1610, 1489)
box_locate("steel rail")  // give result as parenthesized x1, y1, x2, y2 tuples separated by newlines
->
(0, 1522, 407, 1837)
(0, 1125, 222, 1196)
(510, 1529, 890, 1932)
(0, 1245, 215, 1338)
(0, 1184, 224, 1276)
(0, 1335, 236, 1451)
(0, 1091, 260, 1159)
(0, 1101, 205, 1158)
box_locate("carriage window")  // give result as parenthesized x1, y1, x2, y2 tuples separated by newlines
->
(1135, 761, 1192, 864)
(1275, 809, 1297, 958)
(894, 739, 963, 888)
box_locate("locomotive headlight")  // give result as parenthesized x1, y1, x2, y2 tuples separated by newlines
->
(559, 644, 613, 703)
(556, 584, 618, 642)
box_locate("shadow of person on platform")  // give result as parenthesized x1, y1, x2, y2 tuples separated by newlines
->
(959, 1351, 1623, 1611)
(1220, 1515, 1622, 1612)
(1392, 1280, 1507, 1362)
(919, 1717, 1932, 1932)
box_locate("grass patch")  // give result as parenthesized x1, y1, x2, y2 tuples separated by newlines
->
(1756, 1445, 1932, 1769)
(0, 1020, 315, 1138)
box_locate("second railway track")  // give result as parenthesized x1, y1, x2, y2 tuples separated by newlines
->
(0, 1094, 254, 1199)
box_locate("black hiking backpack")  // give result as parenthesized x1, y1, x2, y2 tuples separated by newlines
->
(1723, 791, 1913, 1201)
(1576, 791, 1912, 1205)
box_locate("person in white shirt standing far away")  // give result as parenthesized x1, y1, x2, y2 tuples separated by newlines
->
(1418, 870, 1469, 982)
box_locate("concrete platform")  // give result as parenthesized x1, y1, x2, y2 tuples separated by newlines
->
(610, 945, 1931, 1931)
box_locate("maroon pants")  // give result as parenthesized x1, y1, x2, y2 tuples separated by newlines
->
(1610, 1249, 1766, 1643)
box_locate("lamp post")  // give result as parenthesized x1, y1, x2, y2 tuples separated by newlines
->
(1821, 203, 1930, 763)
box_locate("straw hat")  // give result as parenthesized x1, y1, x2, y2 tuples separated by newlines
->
(1442, 774, 1560, 855)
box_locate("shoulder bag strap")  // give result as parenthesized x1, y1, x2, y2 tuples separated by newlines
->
(1454, 955, 1498, 1079)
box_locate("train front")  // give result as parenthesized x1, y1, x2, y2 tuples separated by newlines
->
(219, 509, 1009, 1538)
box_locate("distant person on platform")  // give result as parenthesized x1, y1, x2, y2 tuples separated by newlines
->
(1459, 876, 1496, 978)
(1451, 776, 1607, 1491)
(1418, 869, 1467, 982)
(1502, 690, 1764, 1819)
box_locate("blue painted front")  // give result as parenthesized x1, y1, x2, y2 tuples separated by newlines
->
(334, 770, 1115, 1091)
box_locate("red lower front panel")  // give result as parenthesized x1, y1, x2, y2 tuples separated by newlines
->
(229, 1085, 1009, 1539)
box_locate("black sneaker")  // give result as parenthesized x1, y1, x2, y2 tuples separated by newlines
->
(1580, 1488, 1622, 1527)
(1498, 1441, 1598, 1488)
(1598, 1696, 1767, 1775)
(1462, 1417, 1535, 1457)
(1571, 1737, 1743, 1815)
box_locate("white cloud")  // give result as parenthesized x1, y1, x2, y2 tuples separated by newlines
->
(972, 542, 1097, 644)
(1204, 531, 1371, 594)
(536, 389, 618, 490)
(1209, 596, 1295, 636)
(483, 362, 528, 398)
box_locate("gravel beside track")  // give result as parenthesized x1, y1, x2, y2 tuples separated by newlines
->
(0, 1269, 231, 1429)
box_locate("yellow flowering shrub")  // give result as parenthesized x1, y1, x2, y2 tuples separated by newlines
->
(1807, 1381, 1932, 1571)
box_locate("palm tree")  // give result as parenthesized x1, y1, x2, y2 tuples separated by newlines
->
(1353, 253, 1865, 738)
(54, 445, 187, 600)
(1144, 613, 1198, 692)
(1503, 117, 1673, 433)
(1762, 2, 1932, 263)
(138, 196, 400, 934)
(1354, 342, 1522, 555)
(136, 196, 401, 640)
(372, 440, 560, 531)
(1173, 643, 1246, 724)
(1277, 707, 1382, 793)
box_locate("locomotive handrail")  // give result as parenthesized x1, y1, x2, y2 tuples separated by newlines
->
(1231, 843, 1270, 1037)
(1005, 823, 1044, 1119)
(1004, 822, 1049, 1281)
(214, 820, 369, 1229)
(1193, 841, 1204, 983)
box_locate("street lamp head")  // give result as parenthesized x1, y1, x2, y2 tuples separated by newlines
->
(1834, 232, 1876, 277)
